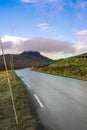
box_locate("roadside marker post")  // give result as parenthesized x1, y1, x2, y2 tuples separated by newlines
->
(10, 54, 14, 72)
(0, 38, 18, 124)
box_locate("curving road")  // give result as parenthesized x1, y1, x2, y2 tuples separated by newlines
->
(15, 68, 87, 130)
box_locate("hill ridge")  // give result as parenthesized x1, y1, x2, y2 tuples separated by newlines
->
(37, 52, 87, 80)
(0, 51, 53, 71)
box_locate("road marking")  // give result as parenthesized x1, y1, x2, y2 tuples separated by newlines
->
(34, 94, 44, 108)
(20, 77, 31, 89)
(21, 78, 24, 82)
(26, 83, 31, 89)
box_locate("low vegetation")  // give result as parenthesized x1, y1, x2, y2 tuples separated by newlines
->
(0, 71, 37, 130)
(37, 56, 87, 80)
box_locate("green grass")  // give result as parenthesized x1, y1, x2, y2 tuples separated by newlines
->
(0, 71, 36, 130)
(37, 57, 87, 80)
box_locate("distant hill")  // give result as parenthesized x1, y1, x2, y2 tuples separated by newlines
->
(0, 51, 53, 71)
(37, 52, 87, 80)
(76, 53, 87, 58)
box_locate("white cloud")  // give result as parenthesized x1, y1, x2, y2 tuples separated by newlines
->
(1, 35, 30, 54)
(2, 35, 28, 44)
(75, 42, 87, 55)
(1, 33, 87, 59)
(37, 22, 56, 32)
(57, 35, 64, 39)
(76, 30, 87, 42)
(1, 35, 75, 59)
(18, 37, 75, 54)
(46, 0, 58, 2)
(20, 0, 66, 12)
(21, 0, 64, 3)
(37, 23, 49, 31)
(76, 30, 87, 37)
(20, 0, 87, 13)
(41, 52, 73, 59)
(75, 30, 87, 54)
(21, 0, 37, 3)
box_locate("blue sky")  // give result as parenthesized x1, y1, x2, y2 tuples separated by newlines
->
(0, 0, 87, 59)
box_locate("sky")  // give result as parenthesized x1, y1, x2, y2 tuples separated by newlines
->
(0, 0, 87, 59)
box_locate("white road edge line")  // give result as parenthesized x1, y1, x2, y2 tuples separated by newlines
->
(21, 78, 24, 82)
(34, 94, 44, 108)
(26, 83, 31, 89)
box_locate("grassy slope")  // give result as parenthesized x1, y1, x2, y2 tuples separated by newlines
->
(37, 57, 87, 80)
(0, 71, 36, 130)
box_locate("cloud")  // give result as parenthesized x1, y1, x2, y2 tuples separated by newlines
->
(76, 30, 87, 37)
(70, 0, 87, 9)
(37, 22, 56, 32)
(37, 23, 49, 31)
(1, 35, 29, 54)
(2, 41, 13, 50)
(78, 1, 87, 9)
(75, 41, 87, 55)
(76, 30, 87, 54)
(57, 35, 64, 39)
(70, 0, 87, 19)
(46, 0, 59, 3)
(21, 0, 64, 3)
(2, 35, 28, 44)
(20, 0, 66, 12)
(1, 35, 76, 59)
(2, 34, 87, 59)
(76, 30, 87, 42)
(18, 37, 75, 54)
(21, 0, 37, 3)
(21, 0, 57, 3)
(22, 0, 86, 16)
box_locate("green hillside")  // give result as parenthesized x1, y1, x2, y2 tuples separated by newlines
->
(37, 53, 87, 80)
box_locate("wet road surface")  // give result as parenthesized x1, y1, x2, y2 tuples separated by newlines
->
(15, 68, 87, 130)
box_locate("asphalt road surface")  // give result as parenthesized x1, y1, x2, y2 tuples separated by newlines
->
(15, 68, 87, 130)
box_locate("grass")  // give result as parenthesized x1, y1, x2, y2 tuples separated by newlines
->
(0, 71, 37, 130)
(37, 57, 87, 80)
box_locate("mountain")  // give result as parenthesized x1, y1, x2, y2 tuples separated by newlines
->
(0, 51, 53, 71)
(37, 52, 87, 80)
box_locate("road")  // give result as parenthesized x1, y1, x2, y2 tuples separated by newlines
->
(15, 68, 87, 130)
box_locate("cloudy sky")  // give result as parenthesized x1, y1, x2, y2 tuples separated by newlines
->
(0, 0, 87, 59)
